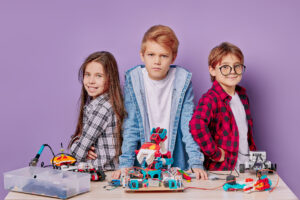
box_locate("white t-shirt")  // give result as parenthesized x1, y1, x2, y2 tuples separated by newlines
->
(229, 92, 249, 169)
(142, 68, 176, 153)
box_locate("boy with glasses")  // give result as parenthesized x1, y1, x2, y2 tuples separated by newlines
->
(189, 42, 256, 171)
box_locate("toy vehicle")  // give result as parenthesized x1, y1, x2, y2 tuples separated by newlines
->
(239, 151, 277, 174)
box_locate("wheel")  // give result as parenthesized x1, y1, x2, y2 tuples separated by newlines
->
(239, 164, 245, 173)
(270, 163, 277, 172)
(97, 170, 106, 181)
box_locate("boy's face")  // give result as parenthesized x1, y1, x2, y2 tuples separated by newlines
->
(140, 41, 176, 80)
(209, 54, 243, 91)
(83, 61, 107, 99)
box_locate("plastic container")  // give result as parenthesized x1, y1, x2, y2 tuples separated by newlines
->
(4, 166, 90, 199)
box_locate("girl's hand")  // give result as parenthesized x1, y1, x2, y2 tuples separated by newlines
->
(86, 146, 97, 160)
(111, 168, 130, 179)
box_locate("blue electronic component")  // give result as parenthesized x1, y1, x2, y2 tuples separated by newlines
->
(159, 129, 166, 139)
(155, 161, 163, 169)
(168, 179, 178, 189)
(110, 179, 121, 186)
(129, 180, 140, 189)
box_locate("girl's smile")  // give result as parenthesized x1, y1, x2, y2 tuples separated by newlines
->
(83, 61, 107, 99)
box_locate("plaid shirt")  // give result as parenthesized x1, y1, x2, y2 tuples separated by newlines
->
(189, 81, 256, 170)
(70, 93, 118, 171)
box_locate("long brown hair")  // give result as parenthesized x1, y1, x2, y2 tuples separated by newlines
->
(68, 51, 126, 155)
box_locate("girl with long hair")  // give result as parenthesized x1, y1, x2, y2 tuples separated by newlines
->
(69, 51, 125, 171)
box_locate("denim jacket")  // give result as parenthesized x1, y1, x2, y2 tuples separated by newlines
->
(119, 65, 204, 170)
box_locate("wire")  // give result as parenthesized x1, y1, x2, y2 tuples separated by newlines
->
(185, 168, 279, 192)
(238, 151, 250, 157)
(251, 154, 259, 170)
(37, 144, 56, 168)
(184, 179, 236, 191)
(207, 168, 239, 177)
(103, 185, 118, 191)
(41, 164, 53, 168)
(234, 167, 240, 178)
(43, 144, 56, 157)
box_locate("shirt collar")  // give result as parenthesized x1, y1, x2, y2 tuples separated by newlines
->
(85, 93, 109, 112)
(212, 81, 246, 103)
(235, 84, 246, 94)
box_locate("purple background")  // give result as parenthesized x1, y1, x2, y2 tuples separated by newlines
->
(0, 0, 299, 198)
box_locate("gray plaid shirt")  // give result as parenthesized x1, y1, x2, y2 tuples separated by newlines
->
(70, 93, 118, 171)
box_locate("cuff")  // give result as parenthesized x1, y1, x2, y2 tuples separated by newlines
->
(190, 164, 204, 170)
(211, 147, 222, 161)
(119, 157, 134, 169)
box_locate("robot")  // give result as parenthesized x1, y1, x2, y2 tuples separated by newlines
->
(125, 127, 184, 191)
(135, 127, 173, 171)
(239, 151, 277, 174)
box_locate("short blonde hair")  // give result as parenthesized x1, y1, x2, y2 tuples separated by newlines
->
(141, 25, 179, 57)
(208, 42, 244, 82)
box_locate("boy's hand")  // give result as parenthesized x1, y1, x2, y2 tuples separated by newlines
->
(218, 147, 225, 162)
(187, 168, 208, 180)
(211, 147, 225, 162)
(86, 146, 97, 160)
(111, 168, 130, 179)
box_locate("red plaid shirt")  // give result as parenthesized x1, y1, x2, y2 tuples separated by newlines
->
(189, 81, 256, 170)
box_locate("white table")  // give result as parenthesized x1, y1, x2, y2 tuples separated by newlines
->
(5, 171, 298, 200)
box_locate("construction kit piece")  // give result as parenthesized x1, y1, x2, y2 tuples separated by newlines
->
(223, 174, 272, 193)
(124, 127, 184, 192)
(239, 151, 277, 174)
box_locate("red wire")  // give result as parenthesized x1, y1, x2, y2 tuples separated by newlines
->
(184, 169, 279, 192)
(184, 180, 235, 190)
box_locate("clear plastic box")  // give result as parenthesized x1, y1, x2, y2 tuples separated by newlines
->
(4, 166, 90, 199)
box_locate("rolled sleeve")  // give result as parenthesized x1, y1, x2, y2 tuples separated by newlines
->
(119, 75, 141, 168)
(189, 95, 221, 161)
(71, 107, 110, 162)
(181, 82, 205, 169)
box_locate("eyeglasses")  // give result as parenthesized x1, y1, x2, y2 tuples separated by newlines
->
(219, 64, 246, 76)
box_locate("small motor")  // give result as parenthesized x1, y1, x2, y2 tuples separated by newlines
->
(226, 175, 236, 185)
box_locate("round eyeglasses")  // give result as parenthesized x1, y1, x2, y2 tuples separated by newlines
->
(219, 64, 246, 76)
